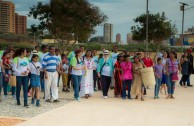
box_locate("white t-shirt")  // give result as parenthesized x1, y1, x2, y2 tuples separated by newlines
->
(101, 62, 111, 77)
(71, 58, 83, 76)
(29, 62, 42, 75)
(39, 52, 49, 64)
(62, 64, 69, 74)
(13, 57, 30, 76)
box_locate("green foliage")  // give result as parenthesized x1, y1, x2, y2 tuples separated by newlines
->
(131, 12, 177, 44)
(28, 0, 108, 51)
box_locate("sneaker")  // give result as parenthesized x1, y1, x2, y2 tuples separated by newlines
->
(12, 95, 16, 99)
(187, 85, 193, 87)
(24, 104, 29, 108)
(4, 95, 8, 100)
(128, 97, 132, 100)
(154, 96, 157, 99)
(103, 96, 108, 99)
(157, 96, 160, 99)
(45, 99, 52, 103)
(53, 99, 60, 102)
(76, 97, 81, 102)
(31, 98, 35, 104)
(36, 100, 41, 107)
(94, 88, 98, 91)
(122, 97, 126, 100)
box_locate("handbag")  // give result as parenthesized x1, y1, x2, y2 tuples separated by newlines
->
(170, 59, 179, 82)
(9, 75, 16, 87)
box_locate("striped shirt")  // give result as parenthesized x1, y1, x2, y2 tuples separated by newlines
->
(42, 53, 60, 72)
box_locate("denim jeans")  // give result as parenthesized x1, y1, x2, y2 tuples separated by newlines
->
(3, 70, 15, 96)
(72, 75, 82, 99)
(93, 70, 97, 89)
(154, 77, 162, 97)
(166, 73, 176, 95)
(40, 72, 45, 91)
(0, 72, 2, 96)
(16, 76, 29, 105)
(122, 80, 132, 99)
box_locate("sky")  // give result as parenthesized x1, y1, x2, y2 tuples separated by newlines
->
(12, 0, 194, 43)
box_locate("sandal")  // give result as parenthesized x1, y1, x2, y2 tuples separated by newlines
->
(166, 95, 171, 99)
(135, 95, 138, 99)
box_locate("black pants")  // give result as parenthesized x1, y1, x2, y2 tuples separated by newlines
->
(67, 74, 72, 88)
(182, 75, 189, 84)
(101, 75, 111, 96)
(93, 70, 97, 89)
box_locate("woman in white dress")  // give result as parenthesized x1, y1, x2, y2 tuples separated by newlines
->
(80, 50, 94, 99)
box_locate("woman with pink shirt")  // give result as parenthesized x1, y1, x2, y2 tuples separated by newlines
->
(120, 55, 133, 100)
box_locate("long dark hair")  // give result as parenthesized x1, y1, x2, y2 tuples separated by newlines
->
(84, 50, 93, 61)
(75, 49, 82, 64)
(13, 48, 26, 59)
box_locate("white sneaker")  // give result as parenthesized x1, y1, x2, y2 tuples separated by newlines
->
(103, 96, 108, 99)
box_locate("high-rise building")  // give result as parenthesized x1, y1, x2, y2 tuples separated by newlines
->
(0, 0, 15, 33)
(127, 33, 138, 44)
(103, 23, 113, 43)
(15, 13, 27, 34)
(116, 33, 121, 43)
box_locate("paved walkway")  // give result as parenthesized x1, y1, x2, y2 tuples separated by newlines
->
(17, 75, 194, 126)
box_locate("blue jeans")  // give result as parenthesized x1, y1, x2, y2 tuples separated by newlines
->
(122, 80, 132, 99)
(3, 70, 15, 96)
(166, 73, 176, 95)
(154, 77, 162, 97)
(16, 76, 29, 105)
(40, 72, 45, 91)
(0, 72, 2, 96)
(72, 75, 82, 99)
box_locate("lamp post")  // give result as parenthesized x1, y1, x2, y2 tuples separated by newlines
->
(180, 2, 189, 53)
(146, 0, 149, 52)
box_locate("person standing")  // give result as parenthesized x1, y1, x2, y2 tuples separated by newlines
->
(110, 45, 119, 89)
(80, 50, 94, 99)
(70, 49, 85, 101)
(166, 51, 181, 99)
(92, 50, 98, 91)
(39, 45, 48, 93)
(120, 55, 133, 100)
(114, 54, 124, 97)
(12, 48, 30, 107)
(29, 54, 42, 107)
(97, 50, 114, 99)
(131, 56, 146, 101)
(154, 57, 164, 99)
(160, 52, 168, 95)
(43, 46, 60, 103)
(0, 58, 5, 102)
(180, 54, 189, 88)
(187, 49, 193, 87)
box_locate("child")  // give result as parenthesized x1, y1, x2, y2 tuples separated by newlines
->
(29, 54, 42, 107)
(154, 57, 164, 99)
(61, 54, 70, 93)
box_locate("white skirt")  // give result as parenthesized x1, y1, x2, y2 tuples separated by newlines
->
(79, 69, 94, 97)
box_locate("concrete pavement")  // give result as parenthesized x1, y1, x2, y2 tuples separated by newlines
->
(16, 75, 194, 126)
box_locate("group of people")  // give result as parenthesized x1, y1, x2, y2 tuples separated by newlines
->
(0, 45, 193, 108)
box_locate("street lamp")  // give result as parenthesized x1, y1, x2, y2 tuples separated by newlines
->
(146, 0, 149, 52)
(180, 2, 189, 53)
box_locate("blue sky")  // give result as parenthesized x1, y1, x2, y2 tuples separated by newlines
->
(12, 0, 194, 43)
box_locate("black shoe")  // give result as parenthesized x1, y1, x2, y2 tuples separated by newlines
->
(24, 104, 29, 108)
(187, 85, 193, 87)
(17, 102, 21, 105)
(65, 89, 70, 93)
(45, 99, 52, 103)
(53, 99, 60, 102)
(62, 88, 65, 92)
(179, 82, 183, 86)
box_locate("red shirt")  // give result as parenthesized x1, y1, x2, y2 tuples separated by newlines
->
(3, 58, 10, 67)
(142, 57, 153, 67)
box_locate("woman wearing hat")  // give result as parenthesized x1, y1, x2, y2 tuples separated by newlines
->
(97, 50, 114, 99)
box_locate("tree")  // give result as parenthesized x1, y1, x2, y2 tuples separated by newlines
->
(28, 0, 107, 51)
(131, 12, 177, 48)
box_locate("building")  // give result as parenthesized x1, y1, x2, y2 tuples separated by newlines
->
(127, 33, 138, 44)
(116, 33, 121, 43)
(0, 0, 15, 33)
(15, 13, 27, 34)
(103, 23, 113, 43)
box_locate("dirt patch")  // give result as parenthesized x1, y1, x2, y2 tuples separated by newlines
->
(0, 118, 26, 126)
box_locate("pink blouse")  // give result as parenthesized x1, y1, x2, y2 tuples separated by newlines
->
(120, 61, 133, 80)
